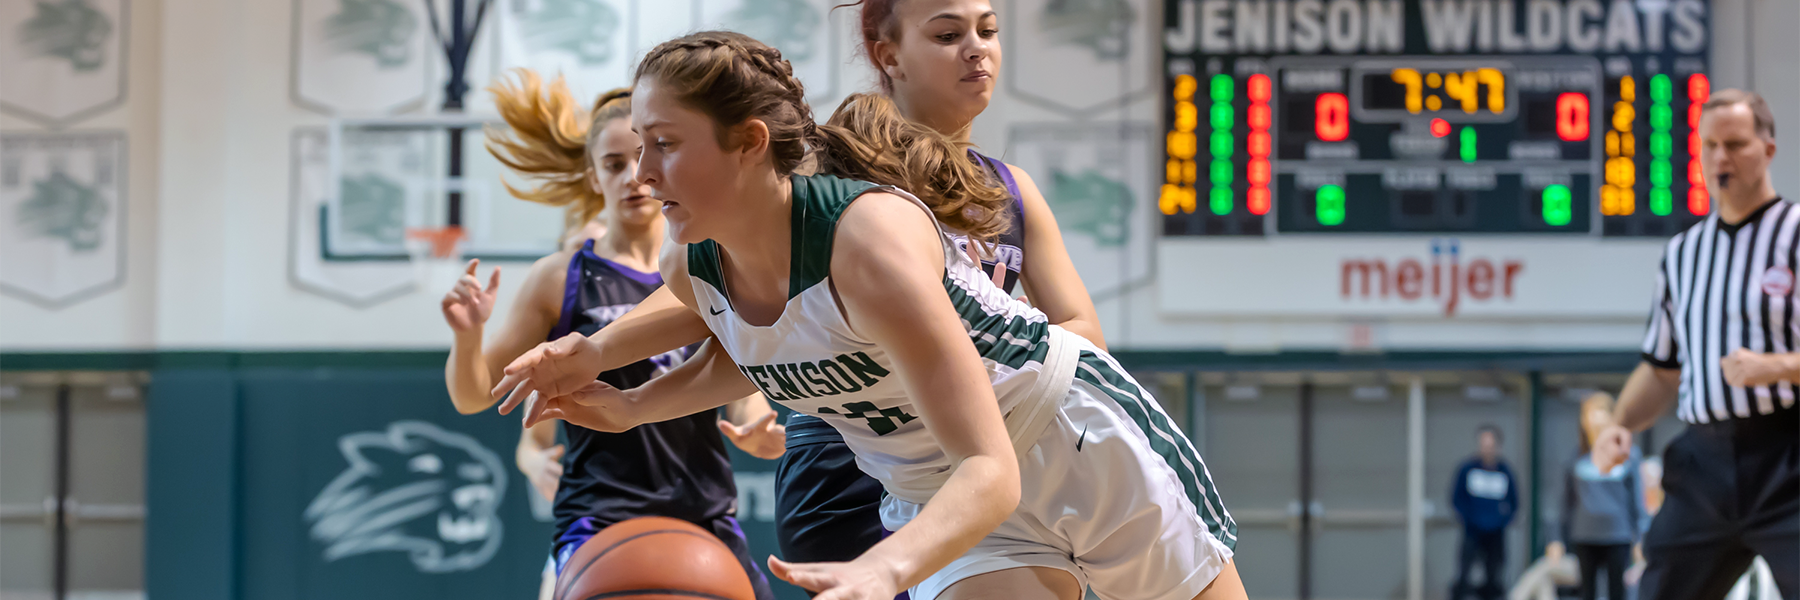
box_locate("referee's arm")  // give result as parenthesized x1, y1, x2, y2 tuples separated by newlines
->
(1598, 263, 1685, 470)
(1617, 258, 1684, 433)
(1616, 362, 1680, 433)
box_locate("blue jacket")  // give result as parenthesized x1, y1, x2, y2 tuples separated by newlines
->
(1452, 457, 1518, 533)
(1560, 448, 1650, 545)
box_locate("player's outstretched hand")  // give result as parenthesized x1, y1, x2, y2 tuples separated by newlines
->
(494, 333, 605, 415)
(518, 443, 564, 502)
(1590, 424, 1634, 472)
(441, 259, 500, 333)
(768, 556, 899, 600)
(720, 412, 786, 460)
(522, 381, 632, 432)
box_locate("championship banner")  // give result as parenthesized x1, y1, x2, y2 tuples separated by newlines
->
(289, 128, 418, 307)
(695, 0, 841, 103)
(0, 132, 127, 308)
(493, 0, 634, 106)
(0, 0, 128, 127)
(292, 0, 431, 114)
(1005, 0, 1155, 116)
(1006, 122, 1157, 300)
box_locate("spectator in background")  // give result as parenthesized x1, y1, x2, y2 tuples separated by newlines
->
(1454, 424, 1519, 600)
(1546, 392, 1649, 600)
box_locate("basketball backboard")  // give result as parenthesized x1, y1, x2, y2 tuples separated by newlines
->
(321, 114, 564, 263)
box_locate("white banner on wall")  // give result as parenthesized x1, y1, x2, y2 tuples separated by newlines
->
(1005, 122, 1156, 299)
(0, 132, 127, 308)
(290, 128, 418, 307)
(1159, 237, 1669, 319)
(493, 0, 635, 104)
(291, 0, 431, 114)
(0, 0, 127, 126)
(695, 0, 839, 102)
(1004, 0, 1152, 116)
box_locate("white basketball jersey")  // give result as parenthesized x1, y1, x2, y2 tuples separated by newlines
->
(687, 174, 1057, 501)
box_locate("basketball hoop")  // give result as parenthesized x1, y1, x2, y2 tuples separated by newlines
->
(406, 226, 466, 260)
(405, 226, 468, 290)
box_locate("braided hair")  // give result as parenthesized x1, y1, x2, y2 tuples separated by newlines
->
(484, 69, 632, 226)
(634, 31, 1010, 241)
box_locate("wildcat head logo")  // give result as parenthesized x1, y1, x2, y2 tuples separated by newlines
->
(304, 421, 506, 573)
(1044, 168, 1133, 248)
(17, 169, 109, 252)
(514, 0, 621, 65)
(18, 0, 114, 72)
(1039, 0, 1135, 61)
(338, 173, 406, 245)
(324, 0, 419, 68)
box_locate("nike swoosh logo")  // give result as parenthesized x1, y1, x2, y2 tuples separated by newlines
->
(1076, 424, 1089, 451)
(709, 306, 727, 316)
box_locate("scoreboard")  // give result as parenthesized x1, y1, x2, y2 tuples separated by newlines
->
(1161, 0, 1712, 238)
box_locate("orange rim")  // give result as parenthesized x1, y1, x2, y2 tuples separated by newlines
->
(405, 226, 466, 259)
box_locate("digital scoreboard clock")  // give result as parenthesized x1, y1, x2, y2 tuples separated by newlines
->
(1161, 0, 1712, 237)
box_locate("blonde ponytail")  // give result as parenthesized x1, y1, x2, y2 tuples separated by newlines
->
(483, 69, 630, 226)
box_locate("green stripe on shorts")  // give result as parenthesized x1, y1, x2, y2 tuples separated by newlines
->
(1074, 352, 1238, 549)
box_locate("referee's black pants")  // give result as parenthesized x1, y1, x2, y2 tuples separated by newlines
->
(1638, 406, 1799, 600)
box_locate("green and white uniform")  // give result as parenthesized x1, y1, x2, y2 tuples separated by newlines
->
(689, 174, 1236, 600)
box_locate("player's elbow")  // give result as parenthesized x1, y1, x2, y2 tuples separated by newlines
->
(451, 394, 494, 416)
(969, 455, 1022, 521)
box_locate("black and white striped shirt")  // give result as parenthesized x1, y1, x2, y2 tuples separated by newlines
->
(1643, 197, 1800, 423)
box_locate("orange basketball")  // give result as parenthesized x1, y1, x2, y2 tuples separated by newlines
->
(553, 516, 755, 600)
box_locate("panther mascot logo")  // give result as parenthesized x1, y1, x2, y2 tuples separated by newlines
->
(304, 421, 506, 573)
(17, 0, 114, 72)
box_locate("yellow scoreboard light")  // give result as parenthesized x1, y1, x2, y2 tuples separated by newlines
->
(1388, 68, 1506, 115)
(1160, 74, 1200, 216)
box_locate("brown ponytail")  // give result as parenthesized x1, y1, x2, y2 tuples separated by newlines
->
(634, 31, 1010, 242)
(483, 69, 631, 226)
(814, 93, 1010, 241)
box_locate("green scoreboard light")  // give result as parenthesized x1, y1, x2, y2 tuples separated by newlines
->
(1160, 0, 1712, 238)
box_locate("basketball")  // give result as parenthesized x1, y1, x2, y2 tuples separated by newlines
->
(552, 517, 755, 600)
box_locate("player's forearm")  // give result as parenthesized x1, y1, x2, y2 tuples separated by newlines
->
(856, 454, 1019, 590)
(515, 420, 553, 469)
(723, 393, 773, 426)
(1614, 362, 1680, 432)
(1053, 317, 1107, 351)
(447, 330, 499, 414)
(610, 340, 757, 429)
(586, 289, 712, 372)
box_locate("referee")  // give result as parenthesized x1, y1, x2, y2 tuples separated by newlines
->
(1597, 89, 1796, 600)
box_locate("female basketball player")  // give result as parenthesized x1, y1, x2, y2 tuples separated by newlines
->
(506, 32, 1244, 600)
(780, 0, 1111, 575)
(490, 3, 1108, 583)
(439, 71, 780, 600)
